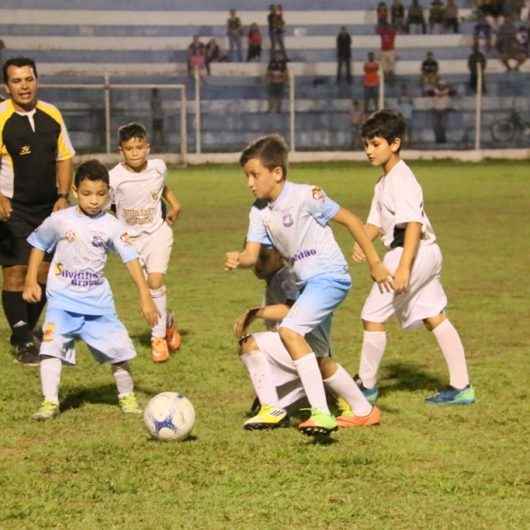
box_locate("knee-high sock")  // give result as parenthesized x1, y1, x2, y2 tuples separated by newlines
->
(432, 319, 470, 389)
(40, 356, 62, 403)
(27, 284, 47, 331)
(240, 351, 279, 407)
(150, 287, 167, 338)
(324, 364, 372, 417)
(111, 362, 134, 397)
(2, 290, 32, 345)
(294, 353, 330, 414)
(358, 331, 387, 389)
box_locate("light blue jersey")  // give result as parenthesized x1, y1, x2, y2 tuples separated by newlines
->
(247, 182, 348, 285)
(27, 206, 138, 316)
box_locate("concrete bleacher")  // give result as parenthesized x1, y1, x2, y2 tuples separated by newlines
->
(1, 2, 528, 152)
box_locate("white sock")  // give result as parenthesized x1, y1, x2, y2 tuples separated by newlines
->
(240, 351, 279, 407)
(294, 353, 330, 414)
(40, 356, 62, 403)
(324, 364, 372, 417)
(432, 319, 470, 389)
(112, 363, 134, 397)
(359, 331, 387, 389)
(278, 384, 306, 409)
(150, 286, 167, 339)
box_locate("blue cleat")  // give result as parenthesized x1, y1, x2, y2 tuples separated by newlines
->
(425, 385, 476, 405)
(354, 374, 379, 404)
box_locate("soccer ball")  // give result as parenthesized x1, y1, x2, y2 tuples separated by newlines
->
(143, 392, 195, 441)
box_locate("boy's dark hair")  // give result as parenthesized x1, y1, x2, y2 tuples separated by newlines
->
(118, 122, 148, 145)
(3, 57, 38, 83)
(74, 159, 109, 187)
(239, 134, 288, 178)
(361, 109, 406, 148)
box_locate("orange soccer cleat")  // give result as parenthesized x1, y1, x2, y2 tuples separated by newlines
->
(151, 337, 170, 363)
(165, 312, 182, 352)
(336, 405, 381, 428)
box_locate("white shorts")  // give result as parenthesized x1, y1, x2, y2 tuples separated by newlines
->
(253, 330, 331, 388)
(130, 222, 173, 274)
(40, 307, 137, 365)
(361, 243, 447, 329)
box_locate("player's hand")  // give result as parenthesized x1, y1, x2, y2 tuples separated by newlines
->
(0, 194, 12, 221)
(141, 296, 160, 328)
(233, 307, 260, 338)
(351, 242, 366, 263)
(23, 283, 42, 303)
(165, 205, 181, 225)
(224, 251, 240, 271)
(53, 196, 69, 212)
(393, 265, 410, 294)
(370, 262, 394, 293)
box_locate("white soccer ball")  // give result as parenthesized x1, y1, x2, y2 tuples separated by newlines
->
(143, 392, 195, 441)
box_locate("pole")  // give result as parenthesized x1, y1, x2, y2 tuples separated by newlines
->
(180, 86, 188, 165)
(379, 67, 385, 110)
(104, 72, 111, 154)
(474, 66, 483, 151)
(289, 69, 295, 152)
(194, 67, 201, 154)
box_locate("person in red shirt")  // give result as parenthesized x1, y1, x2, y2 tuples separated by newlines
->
(377, 21, 397, 85)
(247, 23, 262, 61)
(363, 52, 380, 113)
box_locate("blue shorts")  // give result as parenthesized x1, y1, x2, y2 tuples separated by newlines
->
(39, 308, 137, 365)
(280, 273, 351, 336)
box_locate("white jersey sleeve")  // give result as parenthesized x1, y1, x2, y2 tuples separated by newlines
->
(246, 202, 273, 246)
(366, 187, 382, 228)
(392, 172, 425, 226)
(27, 214, 60, 253)
(303, 186, 341, 226)
(108, 223, 139, 264)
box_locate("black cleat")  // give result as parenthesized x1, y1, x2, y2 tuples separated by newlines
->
(13, 342, 40, 366)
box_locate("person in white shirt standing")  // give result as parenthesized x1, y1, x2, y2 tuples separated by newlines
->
(356, 109, 475, 406)
(110, 123, 182, 363)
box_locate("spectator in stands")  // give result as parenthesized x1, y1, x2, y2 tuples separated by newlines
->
(226, 9, 243, 62)
(479, 0, 504, 30)
(429, 0, 446, 33)
(468, 41, 487, 92)
(190, 45, 207, 81)
(336, 26, 352, 84)
(187, 35, 204, 76)
(497, 15, 528, 70)
(474, 12, 492, 50)
(266, 51, 288, 113)
(377, 2, 390, 27)
(205, 39, 228, 74)
(430, 79, 452, 143)
(363, 52, 380, 112)
(445, 0, 460, 33)
(391, 0, 406, 31)
(0, 57, 75, 365)
(350, 100, 365, 147)
(407, 0, 427, 33)
(150, 88, 164, 148)
(421, 50, 440, 92)
(247, 23, 262, 61)
(270, 4, 287, 59)
(377, 20, 397, 85)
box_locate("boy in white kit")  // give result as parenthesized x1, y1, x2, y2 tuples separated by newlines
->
(356, 109, 475, 405)
(234, 245, 381, 430)
(23, 160, 159, 420)
(110, 123, 182, 363)
(225, 134, 392, 436)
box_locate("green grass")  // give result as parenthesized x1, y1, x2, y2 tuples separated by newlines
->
(1, 161, 529, 530)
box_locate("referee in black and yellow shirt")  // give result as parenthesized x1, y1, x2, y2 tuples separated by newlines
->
(0, 57, 75, 365)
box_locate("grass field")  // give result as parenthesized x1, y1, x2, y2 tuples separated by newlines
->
(0, 160, 529, 530)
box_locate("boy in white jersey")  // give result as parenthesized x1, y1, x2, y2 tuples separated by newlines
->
(235, 245, 381, 430)
(23, 160, 159, 420)
(225, 134, 392, 436)
(355, 109, 474, 405)
(110, 123, 181, 363)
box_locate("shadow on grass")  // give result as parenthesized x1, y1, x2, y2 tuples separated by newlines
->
(60, 383, 162, 412)
(380, 361, 444, 398)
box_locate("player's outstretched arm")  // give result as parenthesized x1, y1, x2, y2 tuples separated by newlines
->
(333, 207, 394, 292)
(125, 259, 160, 327)
(224, 241, 261, 271)
(233, 303, 290, 338)
(393, 222, 422, 294)
(23, 248, 45, 303)
(162, 185, 182, 225)
(352, 223, 382, 262)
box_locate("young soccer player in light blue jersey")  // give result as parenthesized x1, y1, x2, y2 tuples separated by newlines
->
(23, 160, 159, 421)
(355, 109, 474, 406)
(225, 134, 392, 436)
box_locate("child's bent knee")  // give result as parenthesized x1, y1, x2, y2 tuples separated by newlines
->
(239, 335, 257, 354)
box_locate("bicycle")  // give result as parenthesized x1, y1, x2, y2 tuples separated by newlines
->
(490, 109, 530, 143)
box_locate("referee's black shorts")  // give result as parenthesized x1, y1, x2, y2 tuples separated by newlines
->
(0, 202, 53, 267)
